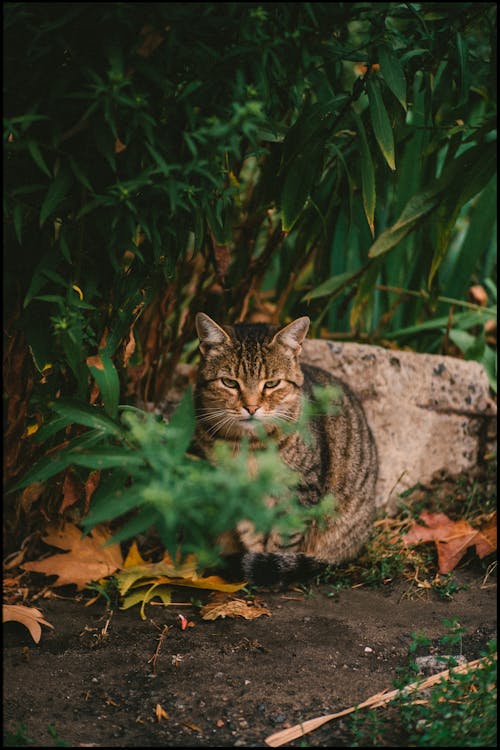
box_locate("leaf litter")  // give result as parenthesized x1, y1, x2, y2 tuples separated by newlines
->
(402, 511, 496, 573)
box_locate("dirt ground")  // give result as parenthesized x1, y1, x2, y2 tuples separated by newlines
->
(3, 562, 497, 748)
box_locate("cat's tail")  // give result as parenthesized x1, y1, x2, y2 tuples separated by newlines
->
(219, 552, 326, 587)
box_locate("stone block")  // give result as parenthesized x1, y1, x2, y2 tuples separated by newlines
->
(301, 340, 496, 514)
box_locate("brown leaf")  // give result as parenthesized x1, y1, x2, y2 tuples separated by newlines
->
(86, 354, 104, 370)
(200, 592, 271, 621)
(122, 328, 136, 367)
(84, 470, 101, 513)
(3, 604, 54, 643)
(19, 481, 45, 513)
(155, 703, 169, 722)
(213, 243, 231, 283)
(114, 137, 127, 154)
(137, 24, 164, 58)
(22, 523, 123, 590)
(402, 511, 497, 574)
(59, 469, 82, 513)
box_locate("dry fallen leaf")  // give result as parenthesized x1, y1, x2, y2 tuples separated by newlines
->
(200, 592, 271, 621)
(3, 603, 54, 643)
(22, 523, 123, 590)
(59, 469, 82, 513)
(403, 511, 497, 574)
(116, 543, 244, 596)
(155, 703, 169, 722)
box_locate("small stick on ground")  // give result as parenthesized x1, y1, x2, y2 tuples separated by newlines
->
(148, 622, 170, 675)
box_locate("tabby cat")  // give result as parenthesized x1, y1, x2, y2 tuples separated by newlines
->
(193, 312, 378, 585)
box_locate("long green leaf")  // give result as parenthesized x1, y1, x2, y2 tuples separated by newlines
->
(69, 448, 145, 470)
(281, 144, 323, 232)
(378, 45, 407, 111)
(368, 142, 496, 261)
(165, 388, 196, 460)
(368, 186, 442, 258)
(82, 486, 145, 527)
(302, 267, 367, 302)
(27, 139, 52, 178)
(87, 352, 120, 419)
(427, 142, 497, 287)
(8, 430, 106, 492)
(352, 110, 375, 236)
(366, 76, 396, 171)
(39, 169, 72, 226)
(384, 310, 494, 339)
(52, 399, 124, 435)
(106, 506, 162, 546)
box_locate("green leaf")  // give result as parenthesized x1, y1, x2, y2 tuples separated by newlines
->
(27, 139, 52, 178)
(378, 46, 407, 111)
(87, 352, 120, 419)
(52, 399, 124, 436)
(366, 76, 396, 171)
(165, 388, 196, 460)
(281, 144, 323, 232)
(302, 267, 366, 302)
(106, 506, 162, 546)
(383, 310, 493, 340)
(352, 111, 376, 236)
(70, 448, 145, 470)
(8, 430, 106, 492)
(39, 169, 72, 226)
(82, 486, 145, 527)
(427, 142, 497, 287)
(12, 203, 23, 244)
(68, 157, 94, 192)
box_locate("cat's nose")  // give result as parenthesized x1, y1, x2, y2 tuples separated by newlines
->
(244, 405, 259, 416)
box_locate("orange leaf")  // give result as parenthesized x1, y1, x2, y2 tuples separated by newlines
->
(86, 354, 104, 370)
(137, 24, 164, 58)
(3, 604, 54, 643)
(403, 511, 497, 574)
(84, 470, 101, 513)
(200, 592, 271, 621)
(155, 703, 169, 722)
(114, 137, 127, 154)
(22, 523, 123, 590)
(60, 469, 82, 513)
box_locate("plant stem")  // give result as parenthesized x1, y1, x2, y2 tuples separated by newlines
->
(376, 285, 496, 315)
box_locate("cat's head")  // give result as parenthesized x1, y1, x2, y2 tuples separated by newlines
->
(194, 312, 310, 439)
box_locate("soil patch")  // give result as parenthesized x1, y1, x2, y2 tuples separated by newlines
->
(3, 566, 496, 747)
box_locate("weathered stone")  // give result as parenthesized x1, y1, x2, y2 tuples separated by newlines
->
(302, 340, 496, 514)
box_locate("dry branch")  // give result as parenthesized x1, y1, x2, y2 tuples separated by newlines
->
(264, 656, 494, 747)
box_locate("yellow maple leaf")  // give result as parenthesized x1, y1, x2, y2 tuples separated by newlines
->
(22, 523, 123, 590)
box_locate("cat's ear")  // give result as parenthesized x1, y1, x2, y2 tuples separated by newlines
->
(272, 316, 310, 352)
(195, 312, 230, 355)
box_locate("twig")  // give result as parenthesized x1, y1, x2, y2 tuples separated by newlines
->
(147, 623, 170, 675)
(264, 656, 494, 747)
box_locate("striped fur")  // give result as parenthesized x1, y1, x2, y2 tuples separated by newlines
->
(193, 313, 378, 586)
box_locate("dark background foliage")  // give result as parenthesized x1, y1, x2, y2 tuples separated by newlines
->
(3, 2, 496, 550)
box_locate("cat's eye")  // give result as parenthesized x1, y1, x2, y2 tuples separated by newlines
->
(221, 377, 239, 389)
(264, 379, 281, 389)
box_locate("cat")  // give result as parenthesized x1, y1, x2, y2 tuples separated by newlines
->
(193, 312, 378, 585)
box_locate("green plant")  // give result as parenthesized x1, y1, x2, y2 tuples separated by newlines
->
(11, 389, 333, 571)
(3, 723, 33, 747)
(396, 640, 497, 746)
(4, 2, 497, 553)
(347, 624, 497, 747)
